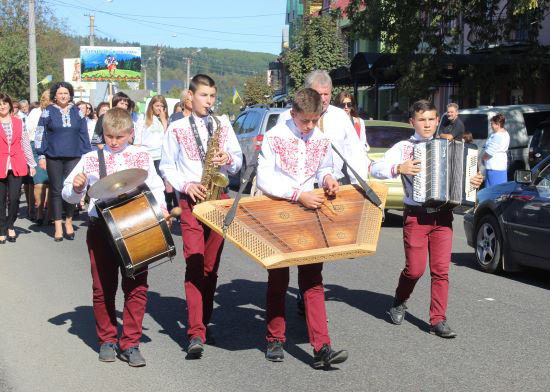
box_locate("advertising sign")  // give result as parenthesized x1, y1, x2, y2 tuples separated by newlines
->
(80, 46, 141, 81)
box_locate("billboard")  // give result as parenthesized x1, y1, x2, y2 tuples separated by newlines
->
(80, 46, 141, 82)
(63, 58, 95, 100)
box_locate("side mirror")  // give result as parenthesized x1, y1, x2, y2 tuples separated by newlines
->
(515, 169, 532, 184)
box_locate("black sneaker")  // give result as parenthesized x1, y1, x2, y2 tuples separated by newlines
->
(312, 344, 348, 369)
(205, 327, 216, 345)
(265, 341, 284, 362)
(119, 346, 146, 367)
(430, 321, 457, 338)
(98, 342, 117, 362)
(188, 336, 204, 357)
(389, 299, 408, 325)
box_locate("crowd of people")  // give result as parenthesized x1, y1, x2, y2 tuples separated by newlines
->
(1, 70, 509, 369)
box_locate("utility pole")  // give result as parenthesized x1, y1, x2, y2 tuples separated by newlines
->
(156, 46, 162, 95)
(28, 0, 38, 101)
(89, 14, 95, 46)
(184, 57, 191, 91)
(142, 64, 147, 91)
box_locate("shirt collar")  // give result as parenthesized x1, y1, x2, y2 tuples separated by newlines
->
(288, 118, 315, 141)
(411, 132, 434, 142)
(103, 144, 130, 155)
(192, 112, 209, 128)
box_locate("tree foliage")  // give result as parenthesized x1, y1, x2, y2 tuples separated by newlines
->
(283, 14, 347, 94)
(346, 0, 550, 100)
(243, 75, 274, 106)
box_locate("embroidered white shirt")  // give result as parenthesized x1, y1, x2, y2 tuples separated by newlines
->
(277, 105, 369, 183)
(159, 113, 243, 194)
(257, 119, 333, 201)
(61, 144, 166, 218)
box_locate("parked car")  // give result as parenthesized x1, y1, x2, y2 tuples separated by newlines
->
(231, 105, 285, 185)
(528, 119, 550, 168)
(366, 120, 414, 210)
(464, 154, 550, 273)
(438, 104, 550, 179)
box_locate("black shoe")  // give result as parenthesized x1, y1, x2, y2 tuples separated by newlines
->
(54, 236, 63, 242)
(205, 327, 216, 345)
(389, 299, 407, 325)
(7, 235, 16, 243)
(430, 321, 457, 338)
(119, 346, 146, 367)
(187, 336, 204, 357)
(98, 342, 118, 362)
(313, 344, 348, 369)
(65, 232, 75, 240)
(265, 341, 284, 362)
(0, 239, 5, 244)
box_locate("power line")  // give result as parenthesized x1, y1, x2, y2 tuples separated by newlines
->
(46, 0, 281, 38)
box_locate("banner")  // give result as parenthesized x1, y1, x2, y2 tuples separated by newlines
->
(80, 46, 141, 82)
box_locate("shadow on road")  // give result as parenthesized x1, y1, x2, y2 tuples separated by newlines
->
(146, 291, 187, 350)
(324, 284, 430, 332)
(48, 306, 152, 352)
(212, 279, 313, 366)
(452, 252, 550, 291)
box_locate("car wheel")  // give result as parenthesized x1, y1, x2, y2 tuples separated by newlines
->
(474, 214, 503, 273)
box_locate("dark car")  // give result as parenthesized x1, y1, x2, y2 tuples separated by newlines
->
(464, 154, 550, 273)
(528, 119, 550, 168)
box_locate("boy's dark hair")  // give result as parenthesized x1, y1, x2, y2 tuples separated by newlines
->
(112, 92, 130, 108)
(50, 82, 75, 102)
(292, 88, 322, 115)
(491, 113, 505, 128)
(0, 93, 14, 113)
(409, 99, 437, 119)
(189, 74, 216, 93)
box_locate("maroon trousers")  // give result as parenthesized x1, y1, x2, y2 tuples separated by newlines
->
(396, 210, 453, 325)
(87, 221, 148, 351)
(266, 263, 331, 351)
(179, 194, 225, 341)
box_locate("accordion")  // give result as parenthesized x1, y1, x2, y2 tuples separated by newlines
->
(413, 139, 478, 208)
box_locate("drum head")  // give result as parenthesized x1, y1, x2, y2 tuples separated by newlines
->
(88, 168, 148, 199)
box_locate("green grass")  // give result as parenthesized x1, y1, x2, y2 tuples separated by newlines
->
(81, 69, 141, 81)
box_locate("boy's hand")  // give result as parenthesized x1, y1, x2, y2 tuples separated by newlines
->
(298, 191, 324, 209)
(212, 151, 229, 166)
(29, 167, 36, 177)
(470, 172, 484, 189)
(439, 133, 454, 141)
(398, 159, 421, 176)
(323, 175, 339, 196)
(73, 173, 88, 193)
(162, 210, 172, 228)
(187, 182, 207, 202)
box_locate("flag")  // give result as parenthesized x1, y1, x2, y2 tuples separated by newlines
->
(38, 75, 52, 85)
(232, 87, 242, 105)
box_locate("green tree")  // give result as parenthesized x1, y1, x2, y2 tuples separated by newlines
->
(243, 75, 274, 106)
(282, 14, 347, 94)
(346, 0, 550, 100)
(218, 94, 241, 119)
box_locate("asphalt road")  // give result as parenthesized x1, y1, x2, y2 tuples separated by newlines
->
(1, 208, 550, 392)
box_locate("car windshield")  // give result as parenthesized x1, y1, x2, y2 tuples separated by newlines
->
(366, 126, 414, 148)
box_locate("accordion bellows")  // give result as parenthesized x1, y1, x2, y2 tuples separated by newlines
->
(192, 184, 387, 269)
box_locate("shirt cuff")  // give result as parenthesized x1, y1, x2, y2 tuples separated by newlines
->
(291, 187, 301, 202)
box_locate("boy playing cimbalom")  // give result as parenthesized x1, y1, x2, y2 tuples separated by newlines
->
(62, 108, 167, 366)
(257, 88, 348, 368)
(371, 100, 483, 338)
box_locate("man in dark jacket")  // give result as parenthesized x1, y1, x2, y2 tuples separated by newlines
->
(439, 103, 464, 141)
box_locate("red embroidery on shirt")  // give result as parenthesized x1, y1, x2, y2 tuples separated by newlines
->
(304, 139, 330, 177)
(84, 155, 116, 176)
(122, 152, 150, 169)
(402, 143, 414, 161)
(172, 127, 200, 161)
(270, 136, 300, 176)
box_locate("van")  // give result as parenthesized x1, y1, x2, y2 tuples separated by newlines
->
(438, 104, 550, 178)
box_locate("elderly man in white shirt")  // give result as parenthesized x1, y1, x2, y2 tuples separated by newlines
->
(277, 70, 369, 184)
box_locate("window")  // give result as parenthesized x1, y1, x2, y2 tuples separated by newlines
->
(365, 126, 414, 148)
(459, 114, 488, 139)
(523, 112, 550, 136)
(265, 113, 280, 133)
(232, 113, 247, 135)
(241, 111, 263, 135)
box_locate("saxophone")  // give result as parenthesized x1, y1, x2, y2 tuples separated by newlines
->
(199, 109, 230, 202)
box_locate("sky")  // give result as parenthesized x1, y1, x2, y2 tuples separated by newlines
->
(44, 0, 287, 55)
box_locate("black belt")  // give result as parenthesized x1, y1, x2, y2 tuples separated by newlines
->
(404, 205, 444, 215)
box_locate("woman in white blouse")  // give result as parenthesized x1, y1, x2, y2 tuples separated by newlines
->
(134, 95, 177, 209)
(483, 113, 510, 187)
